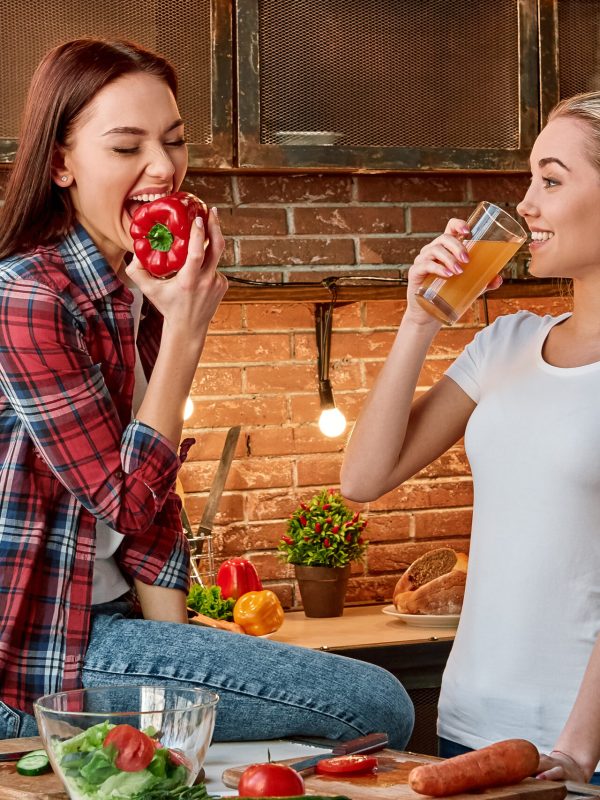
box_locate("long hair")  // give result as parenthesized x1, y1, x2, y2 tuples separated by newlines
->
(548, 91, 600, 173)
(0, 38, 177, 259)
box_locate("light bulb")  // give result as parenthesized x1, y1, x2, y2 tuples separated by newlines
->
(183, 396, 194, 421)
(318, 407, 347, 438)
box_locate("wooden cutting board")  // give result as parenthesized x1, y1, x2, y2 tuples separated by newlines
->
(0, 737, 67, 799)
(222, 749, 569, 800)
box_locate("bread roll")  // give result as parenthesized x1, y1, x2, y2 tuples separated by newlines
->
(393, 547, 468, 615)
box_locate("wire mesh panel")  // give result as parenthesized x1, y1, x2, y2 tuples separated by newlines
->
(557, 0, 600, 98)
(405, 686, 442, 756)
(1, 0, 215, 150)
(257, 0, 521, 150)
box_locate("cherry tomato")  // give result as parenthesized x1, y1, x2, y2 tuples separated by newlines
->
(315, 754, 378, 775)
(238, 762, 305, 797)
(168, 748, 193, 770)
(103, 724, 155, 772)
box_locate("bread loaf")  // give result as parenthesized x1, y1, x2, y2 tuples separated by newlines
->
(393, 548, 468, 615)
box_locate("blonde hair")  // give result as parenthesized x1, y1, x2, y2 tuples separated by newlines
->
(548, 91, 600, 173)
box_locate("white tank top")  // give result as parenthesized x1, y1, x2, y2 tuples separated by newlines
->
(439, 311, 600, 766)
(92, 280, 148, 605)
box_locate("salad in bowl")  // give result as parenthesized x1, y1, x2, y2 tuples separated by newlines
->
(34, 685, 218, 800)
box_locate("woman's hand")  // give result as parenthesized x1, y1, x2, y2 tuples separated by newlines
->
(405, 217, 503, 327)
(125, 207, 228, 338)
(536, 750, 589, 783)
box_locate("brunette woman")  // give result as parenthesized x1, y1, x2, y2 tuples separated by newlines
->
(0, 38, 414, 747)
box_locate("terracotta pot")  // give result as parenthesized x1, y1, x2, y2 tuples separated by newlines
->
(294, 564, 351, 618)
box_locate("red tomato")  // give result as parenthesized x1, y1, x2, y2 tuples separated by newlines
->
(168, 748, 193, 770)
(237, 762, 305, 797)
(103, 724, 155, 772)
(315, 754, 378, 775)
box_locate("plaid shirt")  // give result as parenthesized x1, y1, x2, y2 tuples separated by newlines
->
(0, 225, 191, 713)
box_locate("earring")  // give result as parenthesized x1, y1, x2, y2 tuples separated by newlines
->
(60, 176, 68, 183)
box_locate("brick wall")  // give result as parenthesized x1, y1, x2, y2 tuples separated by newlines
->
(178, 170, 573, 608)
(0, 167, 573, 609)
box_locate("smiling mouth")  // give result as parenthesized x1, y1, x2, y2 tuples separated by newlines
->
(530, 231, 554, 242)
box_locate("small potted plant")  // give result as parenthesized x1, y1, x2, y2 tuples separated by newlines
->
(278, 488, 368, 617)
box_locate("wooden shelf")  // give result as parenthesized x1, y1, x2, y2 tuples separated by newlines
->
(221, 278, 565, 303)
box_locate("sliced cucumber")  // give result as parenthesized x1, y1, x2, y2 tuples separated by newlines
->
(15, 749, 51, 776)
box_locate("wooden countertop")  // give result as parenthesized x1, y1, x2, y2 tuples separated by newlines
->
(269, 604, 456, 650)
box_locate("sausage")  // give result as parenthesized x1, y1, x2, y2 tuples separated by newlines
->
(408, 739, 539, 796)
(189, 612, 245, 634)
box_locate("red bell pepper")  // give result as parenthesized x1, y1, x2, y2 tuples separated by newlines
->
(129, 191, 209, 278)
(216, 557, 263, 600)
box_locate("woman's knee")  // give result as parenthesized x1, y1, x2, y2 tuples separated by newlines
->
(350, 663, 414, 749)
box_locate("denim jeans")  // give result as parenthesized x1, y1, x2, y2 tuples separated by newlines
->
(1, 600, 414, 748)
(439, 737, 600, 786)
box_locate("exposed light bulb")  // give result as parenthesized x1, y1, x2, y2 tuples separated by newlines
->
(183, 396, 194, 421)
(318, 406, 347, 438)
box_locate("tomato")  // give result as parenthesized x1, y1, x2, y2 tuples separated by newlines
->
(315, 754, 378, 775)
(168, 748, 193, 770)
(103, 724, 155, 772)
(237, 762, 305, 797)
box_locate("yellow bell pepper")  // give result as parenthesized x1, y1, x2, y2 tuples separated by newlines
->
(233, 590, 285, 636)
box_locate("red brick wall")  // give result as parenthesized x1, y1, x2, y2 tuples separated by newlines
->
(178, 171, 572, 608)
(0, 168, 573, 609)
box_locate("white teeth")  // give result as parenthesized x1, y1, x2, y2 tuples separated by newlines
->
(531, 231, 554, 241)
(129, 192, 169, 202)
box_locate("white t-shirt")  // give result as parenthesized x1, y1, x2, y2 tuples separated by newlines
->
(440, 311, 600, 760)
(92, 282, 148, 605)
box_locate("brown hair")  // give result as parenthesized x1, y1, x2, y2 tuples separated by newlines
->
(548, 91, 600, 173)
(0, 38, 178, 259)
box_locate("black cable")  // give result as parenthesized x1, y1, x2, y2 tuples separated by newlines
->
(224, 273, 409, 288)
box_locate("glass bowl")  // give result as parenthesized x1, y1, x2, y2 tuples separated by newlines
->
(34, 685, 219, 799)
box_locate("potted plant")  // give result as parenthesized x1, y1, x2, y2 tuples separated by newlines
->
(278, 488, 368, 617)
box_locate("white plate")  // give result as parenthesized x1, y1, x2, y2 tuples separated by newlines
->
(382, 605, 460, 628)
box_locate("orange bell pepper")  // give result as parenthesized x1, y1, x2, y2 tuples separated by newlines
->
(233, 590, 285, 636)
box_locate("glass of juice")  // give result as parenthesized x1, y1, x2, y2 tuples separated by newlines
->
(415, 201, 527, 325)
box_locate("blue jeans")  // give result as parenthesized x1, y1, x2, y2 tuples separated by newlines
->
(439, 738, 600, 786)
(1, 600, 414, 747)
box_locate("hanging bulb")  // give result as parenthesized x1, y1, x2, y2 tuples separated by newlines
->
(319, 406, 347, 437)
(183, 396, 194, 421)
(318, 379, 347, 438)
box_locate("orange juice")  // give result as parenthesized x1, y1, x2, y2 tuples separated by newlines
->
(415, 239, 521, 324)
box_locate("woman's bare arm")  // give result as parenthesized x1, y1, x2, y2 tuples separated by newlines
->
(341, 217, 496, 502)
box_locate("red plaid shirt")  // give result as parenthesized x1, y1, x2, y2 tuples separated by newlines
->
(0, 225, 191, 713)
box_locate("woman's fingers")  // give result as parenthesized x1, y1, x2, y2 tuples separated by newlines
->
(124, 255, 155, 292)
(536, 752, 587, 783)
(486, 274, 503, 291)
(205, 207, 225, 262)
(415, 231, 469, 271)
(536, 766, 565, 781)
(178, 208, 224, 282)
(444, 217, 471, 237)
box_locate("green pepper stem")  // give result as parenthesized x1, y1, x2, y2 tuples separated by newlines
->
(147, 223, 174, 252)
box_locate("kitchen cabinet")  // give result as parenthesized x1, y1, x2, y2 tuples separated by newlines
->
(271, 605, 455, 756)
(236, 0, 539, 170)
(0, 0, 233, 168)
(1, 1, 599, 171)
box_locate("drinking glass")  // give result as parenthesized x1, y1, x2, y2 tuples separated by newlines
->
(415, 201, 527, 325)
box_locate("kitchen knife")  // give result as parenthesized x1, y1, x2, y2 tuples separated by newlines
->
(187, 425, 241, 583)
(0, 750, 32, 762)
(197, 425, 241, 540)
(287, 731, 388, 773)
